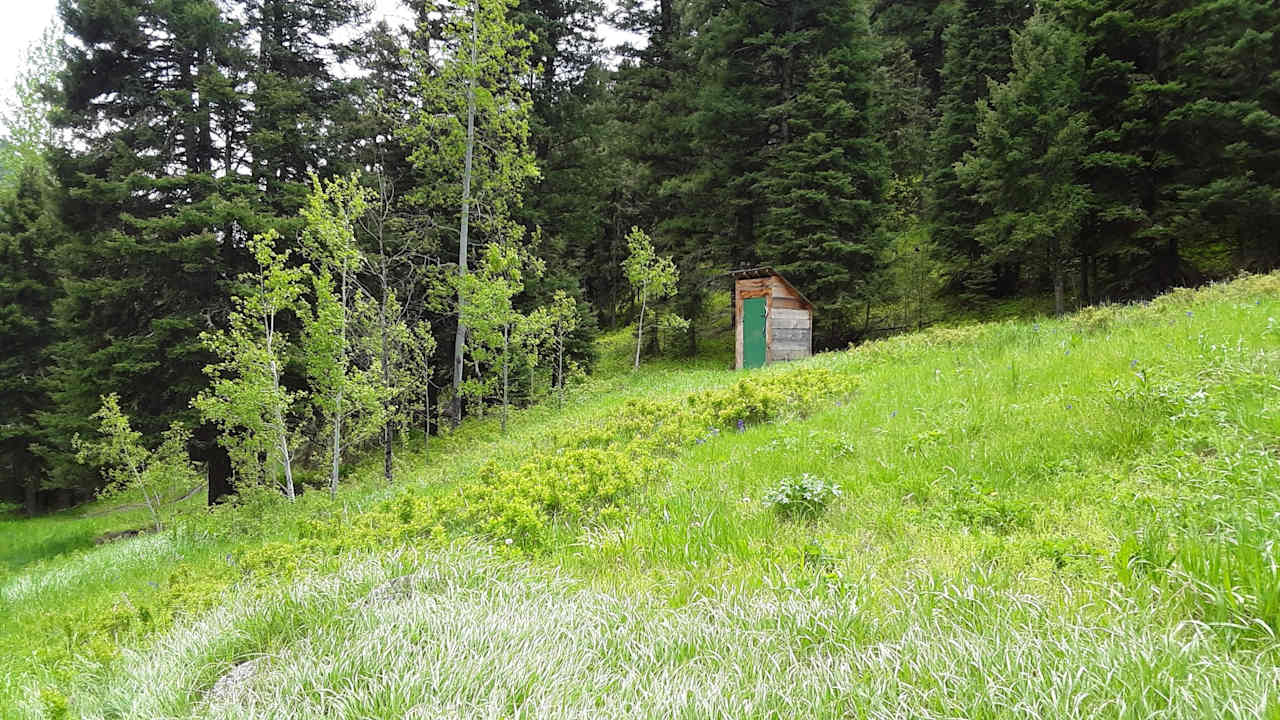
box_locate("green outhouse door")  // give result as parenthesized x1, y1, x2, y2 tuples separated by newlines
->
(743, 296, 767, 369)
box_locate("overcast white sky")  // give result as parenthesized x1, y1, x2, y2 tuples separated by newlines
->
(0, 0, 59, 121)
(0, 0, 637, 136)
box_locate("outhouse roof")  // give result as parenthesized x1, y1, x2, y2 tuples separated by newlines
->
(728, 267, 814, 310)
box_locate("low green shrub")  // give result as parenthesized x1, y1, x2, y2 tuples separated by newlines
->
(950, 494, 1033, 535)
(276, 448, 654, 556)
(1070, 303, 1125, 333)
(566, 368, 857, 453)
(764, 474, 842, 518)
(422, 448, 651, 548)
(39, 687, 69, 720)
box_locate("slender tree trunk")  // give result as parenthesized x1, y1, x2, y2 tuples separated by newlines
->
(501, 325, 510, 434)
(1052, 236, 1065, 317)
(329, 403, 342, 499)
(451, 4, 480, 429)
(207, 443, 232, 506)
(557, 335, 564, 409)
(264, 310, 295, 500)
(1080, 251, 1091, 307)
(24, 479, 38, 517)
(330, 268, 348, 500)
(633, 281, 647, 371)
(129, 462, 161, 532)
(380, 288, 393, 483)
(274, 400, 295, 500)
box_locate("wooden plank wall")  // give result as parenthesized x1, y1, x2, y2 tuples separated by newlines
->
(767, 277, 811, 362)
(735, 274, 813, 367)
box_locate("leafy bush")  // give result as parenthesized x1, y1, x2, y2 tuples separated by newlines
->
(1070, 303, 1124, 333)
(950, 493, 1033, 534)
(279, 448, 652, 555)
(566, 368, 857, 454)
(764, 474, 841, 518)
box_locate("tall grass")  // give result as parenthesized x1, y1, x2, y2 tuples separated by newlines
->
(71, 552, 1280, 719)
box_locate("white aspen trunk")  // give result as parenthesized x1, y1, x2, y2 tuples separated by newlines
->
(633, 280, 647, 371)
(451, 3, 479, 428)
(330, 265, 348, 500)
(264, 305, 295, 500)
(273, 398, 295, 500)
(129, 462, 161, 532)
(557, 333, 564, 409)
(329, 399, 342, 499)
(501, 325, 510, 434)
(380, 273, 394, 482)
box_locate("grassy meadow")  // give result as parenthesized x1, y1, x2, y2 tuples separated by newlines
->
(3, 273, 1279, 718)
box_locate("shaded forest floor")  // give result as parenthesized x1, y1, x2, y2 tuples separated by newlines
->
(3, 274, 1280, 718)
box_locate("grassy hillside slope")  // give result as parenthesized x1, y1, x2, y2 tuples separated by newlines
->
(3, 274, 1279, 718)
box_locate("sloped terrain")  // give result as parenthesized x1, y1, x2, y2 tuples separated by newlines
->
(4, 274, 1280, 719)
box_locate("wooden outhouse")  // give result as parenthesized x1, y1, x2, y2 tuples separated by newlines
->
(730, 267, 813, 370)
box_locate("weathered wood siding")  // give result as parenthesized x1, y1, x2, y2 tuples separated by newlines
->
(734, 272, 812, 368)
(768, 307, 811, 362)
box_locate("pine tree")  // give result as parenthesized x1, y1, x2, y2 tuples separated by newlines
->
(238, 0, 369, 211)
(609, 0, 712, 347)
(750, 0, 890, 343)
(871, 0, 957, 105)
(928, 0, 1032, 297)
(689, 0, 889, 344)
(1158, 0, 1280, 273)
(44, 0, 250, 491)
(1064, 0, 1280, 296)
(0, 27, 62, 513)
(513, 0, 610, 344)
(957, 8, 1092, 316)
(0, 166, 63, 514)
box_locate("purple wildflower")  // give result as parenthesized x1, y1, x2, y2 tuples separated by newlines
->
(737, 419, 746, 432)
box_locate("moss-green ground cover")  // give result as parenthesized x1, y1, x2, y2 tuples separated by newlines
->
(3, 274, 1279, 718)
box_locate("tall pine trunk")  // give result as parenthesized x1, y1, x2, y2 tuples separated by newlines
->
(1052, 235, 1065, 317)
(24, 480, 38, 517)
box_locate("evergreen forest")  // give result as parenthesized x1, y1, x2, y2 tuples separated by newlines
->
(2, 0, 1278, 512)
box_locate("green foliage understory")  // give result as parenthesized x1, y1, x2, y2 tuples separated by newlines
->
(2, 274, 1280, 718)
